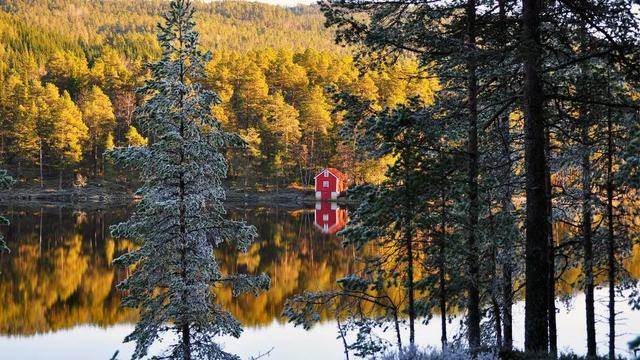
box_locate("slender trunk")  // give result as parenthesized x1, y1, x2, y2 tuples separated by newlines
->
(489, 230, 502, 349)
(492, 296, 502, 349)
(59, 156, 63, 190)
(439, 193, 448, 350)
(606, 107, 616, 360)
(406, 227, 415, 346)
(393, 309, 403, 351)
(499, 113, 514, 352)
(522, 0, 550, 351)
(502, 251, 513, 351)
(336, 317, 350, 360)
(545, 127, 557, 358)
(498, 0, 513, 348)
(581, 112, 596, 358)
(465, 0, 481, 350)
(402, 146, 416, 347)
(39, 139, 44, 188)
(93, 141, 98, 177)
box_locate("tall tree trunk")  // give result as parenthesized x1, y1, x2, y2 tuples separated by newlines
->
(393, 309, 403, 351)
(337, 317, 350, 360)
(581, 112, 596, 358)
(499, 113, 514, 352)
(465, 0, 481, 350)
(491, 264, 503, 349)
(497, 0, 513, 349)
(488, 199, 503, 349)
(406, 227, 416, 346)
(39, 139, 44, 188)
(522, 0, 550, 352)
(606, 107, 616, 360)
(545, 127, 557, 358)
(59, 155, 64, 190)
(439, 191, 448, 350)
(93, 141, 98, 177)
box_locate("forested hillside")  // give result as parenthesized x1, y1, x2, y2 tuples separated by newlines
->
(0, 0, 437, 188)
(0, 0, 338, 61)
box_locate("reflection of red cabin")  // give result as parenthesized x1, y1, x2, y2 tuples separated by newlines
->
(314, 168, 347, 200)
(314, 201, 348, 234)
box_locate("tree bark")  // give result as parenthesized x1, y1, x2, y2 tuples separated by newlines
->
(498, 0, 513, 349)
(393, 308, 403, 351)
(439, 191, 448, 350)
(522, 0, 550, 352)
(465, 0, 481, 350)
(581, 111, 596, 358)
(59, 155, 64, 190)
(337, 316, 350, 360)
(606, 107, 616, 360)
(545, 127, 557, 358)
(405, 227, 416, 346)
(499, 113, 514, 352)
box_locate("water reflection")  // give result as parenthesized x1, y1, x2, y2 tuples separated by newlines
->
(0, 205, 357, 336)
(0, 205, 639, 359)
(314, 202, 348, 234)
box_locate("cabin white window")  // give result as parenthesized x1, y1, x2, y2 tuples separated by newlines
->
(322, 214, 329, 221)
(323, 170, 328, 177)
(323, 180, 329, 188)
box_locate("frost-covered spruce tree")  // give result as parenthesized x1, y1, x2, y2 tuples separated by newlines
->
(108, 1, 269, 359)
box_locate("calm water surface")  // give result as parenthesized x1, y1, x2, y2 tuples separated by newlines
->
(0, 205, 638, 359)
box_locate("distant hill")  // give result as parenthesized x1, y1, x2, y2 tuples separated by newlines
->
(0, 0, 339, 66)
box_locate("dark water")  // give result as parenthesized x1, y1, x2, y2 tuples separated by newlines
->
(0, 204, 638, 359)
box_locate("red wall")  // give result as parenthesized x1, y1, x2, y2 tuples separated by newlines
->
(315, 170, 339, 199)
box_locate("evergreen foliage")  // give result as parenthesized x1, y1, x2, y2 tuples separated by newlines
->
(108, 1, 269, 358)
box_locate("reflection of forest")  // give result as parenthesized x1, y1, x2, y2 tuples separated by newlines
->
(0, 206, 638, 336)
(0, 206, 359, 335)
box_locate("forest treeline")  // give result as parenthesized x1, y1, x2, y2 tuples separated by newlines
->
(0, 0, 437, 188)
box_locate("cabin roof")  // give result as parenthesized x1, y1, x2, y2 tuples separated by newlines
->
(314, 168, 347, 182)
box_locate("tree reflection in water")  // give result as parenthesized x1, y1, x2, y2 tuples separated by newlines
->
(0, 205, 358, 335)
(0, 204, 638, 338)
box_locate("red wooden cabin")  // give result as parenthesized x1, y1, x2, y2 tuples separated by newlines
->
(314, 168, 347, 200)
(314, 201, 348, 234)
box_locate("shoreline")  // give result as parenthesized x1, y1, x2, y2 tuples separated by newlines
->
(0, 186, 356, 208)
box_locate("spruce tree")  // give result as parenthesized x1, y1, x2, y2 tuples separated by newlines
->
(108, 1, 269, 359)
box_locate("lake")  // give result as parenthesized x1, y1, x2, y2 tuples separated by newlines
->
(0, 205, 638, 359)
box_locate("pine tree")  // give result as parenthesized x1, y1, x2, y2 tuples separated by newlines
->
(334, 103, 446, 347)
(108, 1, 269, 359)
(51, 90, 88, 188)
(80, 85, 116, 176)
